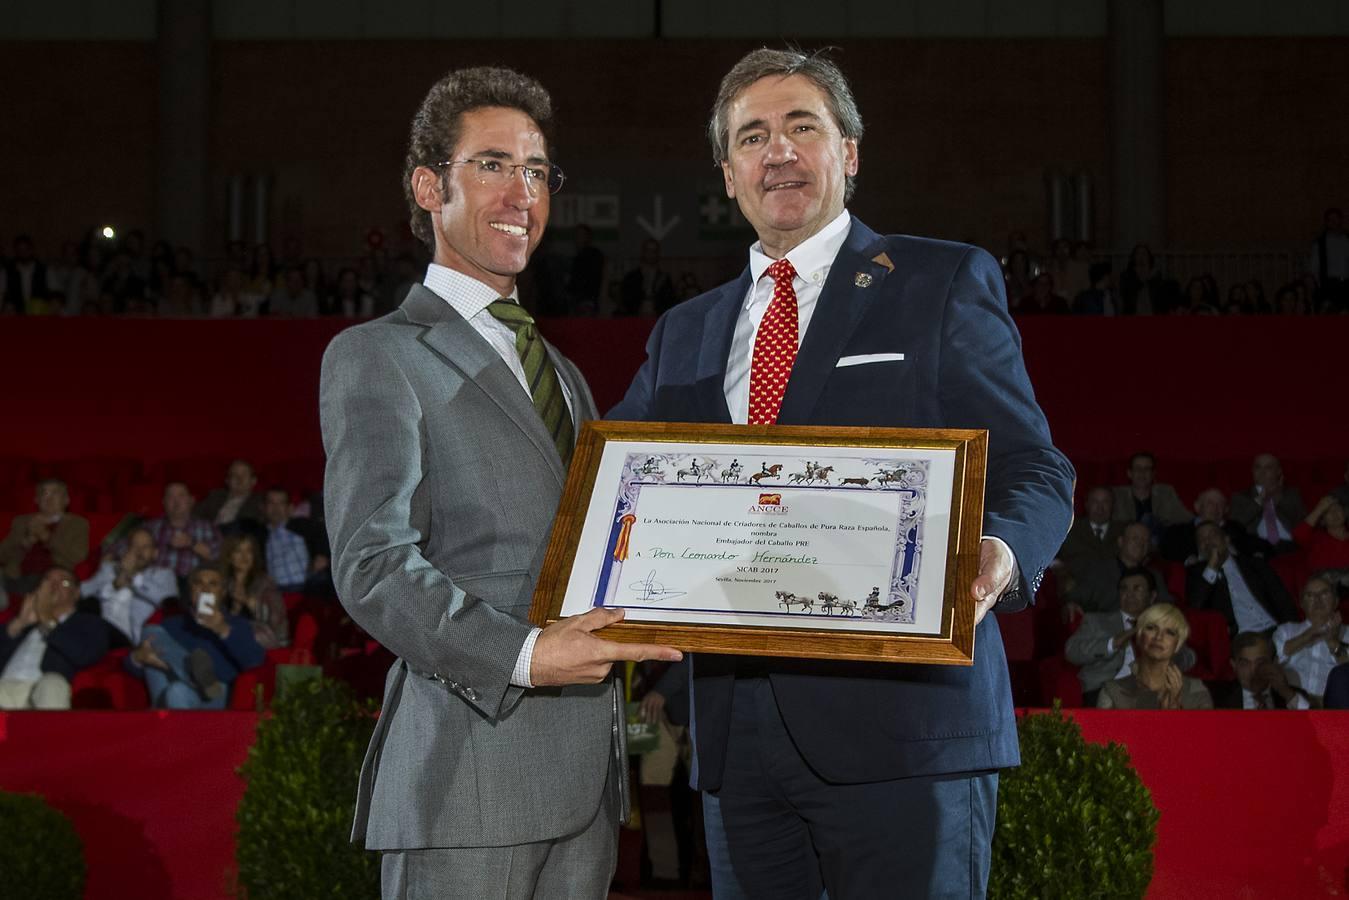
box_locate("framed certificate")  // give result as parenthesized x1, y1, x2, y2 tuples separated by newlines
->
(529, 422, 987, 665)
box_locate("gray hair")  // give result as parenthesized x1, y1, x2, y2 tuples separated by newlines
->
(403, 67, 554, 250)
(707, 47, 864, 201)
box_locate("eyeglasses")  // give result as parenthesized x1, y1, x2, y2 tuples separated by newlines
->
(434, 158, 566, 195)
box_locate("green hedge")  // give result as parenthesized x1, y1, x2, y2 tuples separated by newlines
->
(990, 705, 1159, 899)
(0, 791, 85, 900)
(236, 676, 380, 900)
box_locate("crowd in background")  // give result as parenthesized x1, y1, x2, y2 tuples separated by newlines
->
(4, 450, 1349, 714)
(3, 206, 1346, 320)
(0, 461, 333, 711)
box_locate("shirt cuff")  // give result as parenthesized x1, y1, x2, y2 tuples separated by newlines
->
(980, 534, 1020, 597)
(510, 627, 542, 689)
(1202, 567, 1220, 584)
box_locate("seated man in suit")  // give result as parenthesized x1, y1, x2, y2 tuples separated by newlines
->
(1066, 567, 1195, 707)
(80, 526, 178, 647)
(1063, 521, 1176, 616)
(1056, 486, 1124, 577)
(1159, 487, 1265, 564)
(0, 566, 109, 709)
(1213, 631, 1310, 709)
(125, 563, 265, 709)
(1229, 453, 1306, 555)
(1187, 522, 1297, 636)
(1110, 451, 1190, 536)
(0, 479, 90, 595)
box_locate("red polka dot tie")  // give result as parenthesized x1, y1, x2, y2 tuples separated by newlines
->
(748, 258, 799, 425)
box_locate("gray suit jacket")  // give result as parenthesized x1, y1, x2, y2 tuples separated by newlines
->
(321, 285, 620, 851)
(1065, 610, 1196, 694)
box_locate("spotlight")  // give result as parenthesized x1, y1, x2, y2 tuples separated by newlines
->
(101, 226, 117, 240)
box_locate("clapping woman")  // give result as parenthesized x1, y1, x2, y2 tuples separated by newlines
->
(1099, 603, 1213, 709)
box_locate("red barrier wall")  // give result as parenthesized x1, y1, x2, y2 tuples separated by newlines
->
(3, 316, 1347, 466)
(1, 709, 1344, 899)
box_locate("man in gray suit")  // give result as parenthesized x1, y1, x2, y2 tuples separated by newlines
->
(320, 67, 681, 899)
(1065, 567, 1193, 707)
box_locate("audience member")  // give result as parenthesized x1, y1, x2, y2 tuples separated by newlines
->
(1097, 602, 1212, 709)
(1310, 207, 1348, 311)
(261, 488, 310, 592)
(566, 223, 606, 315)
(1331, 460, 1349, 510)
(1072, 262, 1114, 315)
(1003, 248, 1034, 306)
(1159, 487, 1264, 563)
(0, 479, 90, 594)
(210, 266, 265, 317)
(1213, 631, 1310, 709)
(159, 273, 204, 317)
(1186, 521, 1297, 636)
(80, 526, 177, 647)
(1047, 239, 1090, 306)
(1063, 521, 1176, 615)
(3, 235, 50, 312)
(1056, 486, 1124, 574)
(1293, 496, 1349, 586)
(247, 244, 278, 298)
(1119, 243, 1175, 315)
(1066, 569, 1196, 707)
(0, 567, 108, 710)
(1175, 276, 1220, 315)
(1017, 272, 1070, 315)
(1324, 663, 1349, 709)
(1272, 576, 1348, 705)
(322, 267, 375, 317)
(1111, 451, 1191, 532)
(1229, 453, 1306, 554)
(126, 564, 265, 709)
(194, 460, 264, 533)
(219, 534, 288, 649)
(269, 266, 319, 317)
(145, 482, 222, 581)
(620, 238, 677, 316)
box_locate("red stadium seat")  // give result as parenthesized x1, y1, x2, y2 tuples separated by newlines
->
(1037, 655, 1084, 708)
(1182, 608, 1233, 682)
(71, 650, 150, 710)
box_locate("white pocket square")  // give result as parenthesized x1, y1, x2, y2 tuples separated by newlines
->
(836, 353, 905, 368)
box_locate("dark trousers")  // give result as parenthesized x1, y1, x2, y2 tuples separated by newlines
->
(710, 677, 998, 900)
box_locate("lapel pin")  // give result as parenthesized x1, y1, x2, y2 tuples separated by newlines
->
(854, 272, 873, 288)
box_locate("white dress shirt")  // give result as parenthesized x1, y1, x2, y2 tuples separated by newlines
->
(1202, 556, 1277, 634)
(423, 265, 577, 689)
(1108, 612, 1138, 680)
(723, 208, 852, 422)
(1, 612, 72, 683)
(1241, 686, 1310, 710)
(82, 560, 178, 644)
(1273, 620, 1349, 698)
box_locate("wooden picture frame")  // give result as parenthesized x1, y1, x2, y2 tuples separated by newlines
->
(529, 421, 987, 665)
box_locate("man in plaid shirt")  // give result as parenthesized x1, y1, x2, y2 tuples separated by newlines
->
(262, 488, 309, 591)
(144, 482, 222, 580)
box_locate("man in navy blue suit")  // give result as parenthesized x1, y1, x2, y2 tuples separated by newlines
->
(609, 48, 1074, 898)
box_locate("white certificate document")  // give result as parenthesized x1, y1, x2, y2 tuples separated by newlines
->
(557, 440, 957, 636)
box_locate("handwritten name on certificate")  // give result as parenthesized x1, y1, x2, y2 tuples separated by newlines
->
(558, 442, 958, 635)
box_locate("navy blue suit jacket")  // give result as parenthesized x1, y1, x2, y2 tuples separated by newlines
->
(608, 218, 1075, 788)
(0, 612, 108, 682)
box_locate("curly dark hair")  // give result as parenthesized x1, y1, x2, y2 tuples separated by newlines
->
(403, 66, 554, 250)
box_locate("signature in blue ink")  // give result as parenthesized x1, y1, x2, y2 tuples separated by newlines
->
(629, 570, 688, 603)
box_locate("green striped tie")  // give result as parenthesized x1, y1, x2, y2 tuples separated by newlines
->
(487, 299, 575, 465)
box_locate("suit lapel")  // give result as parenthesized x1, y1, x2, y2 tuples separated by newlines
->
(402, 285, 566, 486)
(777, 219, 893, 424)
(694, 274, 747, 424)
